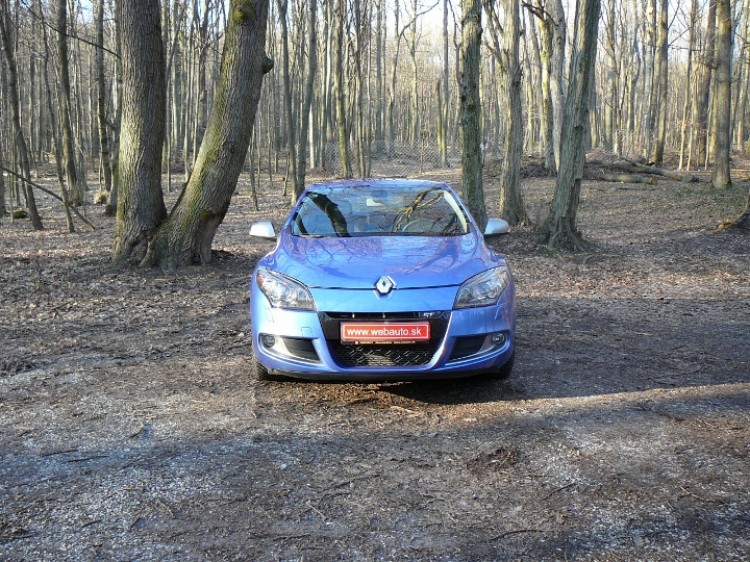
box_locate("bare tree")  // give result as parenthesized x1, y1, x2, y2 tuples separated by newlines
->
(484, 0, 529, 226)
(112, 0, 168, 262)
(295, 0, 317, 197)
(57, 0, 83, 206)
(0, 0, 42, 230)
(459, 0, 487, 229)
(94, 0, 112, 207)
(333, 0, 353, 177)
(540, 0, 601, 251)
(711, 0, 732, 189)
(650, 0, 668, 165)
(142, 0, 272, 268)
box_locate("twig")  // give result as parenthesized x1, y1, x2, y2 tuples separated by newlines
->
(543, 482, 577, 500)
(1, 165, 96, 230)
(492, 529, 545, 540)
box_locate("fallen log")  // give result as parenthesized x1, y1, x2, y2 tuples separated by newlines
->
(618, 159, 698, 182)
(599, 172, 657, 185)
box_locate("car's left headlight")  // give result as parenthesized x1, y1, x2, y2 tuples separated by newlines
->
(454, 266, 510, 309)
(256, 268, 316, 310)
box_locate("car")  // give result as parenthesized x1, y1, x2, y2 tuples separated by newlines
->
(249, 178, 515, 382)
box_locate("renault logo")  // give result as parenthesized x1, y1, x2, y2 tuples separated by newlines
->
(375, 276, 396, 295)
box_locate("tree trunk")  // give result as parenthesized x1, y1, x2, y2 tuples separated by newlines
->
(142, 0, 272, 269)
(540, 0, 601, 251)
(498, 0, 529, 226)
(732, 190, 750, 229)
(695, 0, 717, 167)
(678, 0, 698, 170)
(41, 3, 75, 232)
(95, 0, 112, 206)
(295, 0, 317, 198)
(711, 0, 732, 189)
(459, 0, 487, 230)
(105, 0, 123, 218)
(0, 0, 43, 230)
(113, 0, 168, 262)
(650, 0, 668, 165)
(548, 0, 566, 171)
(277, 0, 298, 198)
(440, 0, 450, 166)
(57, 0, 83, 207)
(333, 0, 352, 177)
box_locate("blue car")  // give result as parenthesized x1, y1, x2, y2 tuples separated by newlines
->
(249, 179, 516, 381)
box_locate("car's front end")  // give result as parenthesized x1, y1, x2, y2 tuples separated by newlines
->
(249, 179, 516, 381)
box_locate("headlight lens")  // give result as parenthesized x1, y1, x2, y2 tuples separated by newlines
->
(256, 269, 316, 310)
(454, 266, 510, 309)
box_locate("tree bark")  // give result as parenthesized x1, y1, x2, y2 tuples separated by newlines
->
(57, 0, 82, 207)
(295, 0, 317, 198)
(485, 0, 529, 226)
(459, 0, 487, 230)
(333, 0, 353, 177)
(650, 0, 668, 165)
(0, 0, 43, 230)
(539, 0, 601, 251)
(95, 0, 113, 206)
(732, 190, 750, 229)
(277, 0, 298, 198)
(711, 0, 732, 189)
(113, 0, 168, 262)
(142, 0, 272, 269)
(694, 0, 717, 167)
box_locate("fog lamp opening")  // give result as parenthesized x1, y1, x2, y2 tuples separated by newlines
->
(261, 334, 276, 348)
(491, 332, 507, 346)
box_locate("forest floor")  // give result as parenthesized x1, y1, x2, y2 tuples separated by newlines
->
(1, 158, 749, 561)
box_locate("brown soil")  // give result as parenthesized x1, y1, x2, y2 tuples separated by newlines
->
(1, 167, 749, 561)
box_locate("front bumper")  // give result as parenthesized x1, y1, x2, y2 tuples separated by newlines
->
(250, 286, 515, 381)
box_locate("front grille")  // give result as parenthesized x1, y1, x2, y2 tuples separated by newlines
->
(319, 311, 449, 368)
(328, 343, 436, 367)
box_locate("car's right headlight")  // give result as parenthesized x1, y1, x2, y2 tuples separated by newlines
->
(256, 268, 316, 310)
(454, 266, 510, 309)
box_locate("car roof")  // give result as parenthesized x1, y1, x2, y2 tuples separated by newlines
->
(304, 178, 454, 192)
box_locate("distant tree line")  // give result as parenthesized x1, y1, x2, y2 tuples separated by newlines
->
(0, 0, 747, 263)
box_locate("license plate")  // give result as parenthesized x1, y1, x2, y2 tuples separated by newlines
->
(340, 321, 431, 344)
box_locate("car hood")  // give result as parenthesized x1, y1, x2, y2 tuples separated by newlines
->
(264, 231, 503, 289)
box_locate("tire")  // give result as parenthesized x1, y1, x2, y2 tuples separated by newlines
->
(486, 354, 515, 381)
(252, 356, 272, 381)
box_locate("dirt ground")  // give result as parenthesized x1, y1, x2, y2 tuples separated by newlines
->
(1, 163, 749, 561)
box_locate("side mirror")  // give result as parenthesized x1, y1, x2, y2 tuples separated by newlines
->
(250, 221, 277, 241)
(484, 218, 510, 237)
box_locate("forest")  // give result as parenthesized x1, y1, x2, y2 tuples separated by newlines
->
(0, 0, 748, 266)
(2, 1, 750, 559)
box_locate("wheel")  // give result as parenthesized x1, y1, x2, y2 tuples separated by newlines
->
(252, 356, 272, 381)
(484, 354, 514, 381)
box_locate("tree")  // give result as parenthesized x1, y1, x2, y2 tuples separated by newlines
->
(0, 0, 43, 230)
(112, 0, 168, 262)
(650, 0, 668, 165)
(485, 0, 529, 226)
(459, 0, 487, 230)
(733, 191, 750, 229)
(539, 0, 601, 251)
(711, 0, 732, 189)
(277, 0, 298, 199)
(94, 0, 113, 207)
(295, 0, 318, 197)
(333, 0, 353, 178)
(57, 0, 83, 206)
(142, 0, 273, 268)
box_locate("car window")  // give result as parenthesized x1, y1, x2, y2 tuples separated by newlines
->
(291, 186, 469, 237)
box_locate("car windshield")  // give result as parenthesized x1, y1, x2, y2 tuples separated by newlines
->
(290, 185, 470, 237)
